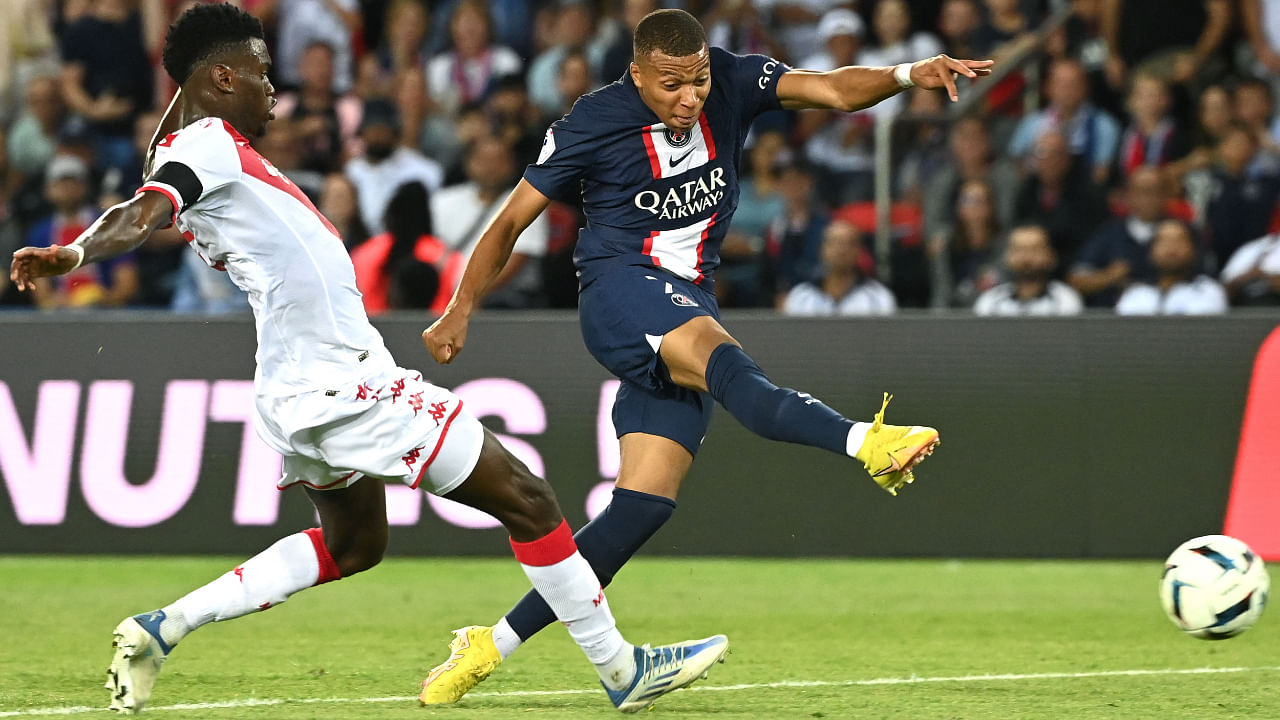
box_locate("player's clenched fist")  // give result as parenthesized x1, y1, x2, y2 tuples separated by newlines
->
(423, 311, 469, 365)
(9, 245, 82, 292)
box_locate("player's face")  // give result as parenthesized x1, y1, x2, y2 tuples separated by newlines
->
(631, 46, 711, 132)
(230, 38, 276, 140)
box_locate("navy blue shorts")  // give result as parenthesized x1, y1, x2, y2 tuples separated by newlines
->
(579, 264, 718, 456)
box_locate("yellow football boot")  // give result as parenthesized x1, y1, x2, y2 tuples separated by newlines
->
(854, 393, 940, 495)
(419, 626, 501, 705)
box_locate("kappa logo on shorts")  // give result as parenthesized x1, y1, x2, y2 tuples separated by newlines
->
(670, 292, 699, 307)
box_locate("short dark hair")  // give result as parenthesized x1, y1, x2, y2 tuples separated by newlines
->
(162, 3, 265, 85)
(633, 9, 707, 60)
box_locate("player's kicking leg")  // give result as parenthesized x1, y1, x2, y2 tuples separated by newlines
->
(665, 316, 940, 495)
(420, 429, 727, 712)
(105, 480, 386, 713)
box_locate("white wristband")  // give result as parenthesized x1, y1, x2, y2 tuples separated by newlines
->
(65, 243, 85, 270)
(893, 63, 915, 89)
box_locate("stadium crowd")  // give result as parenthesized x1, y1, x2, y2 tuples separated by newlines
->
(1, 0, 1278, 317)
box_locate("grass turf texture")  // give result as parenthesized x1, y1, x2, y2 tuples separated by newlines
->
(0, 557, 1276, 719)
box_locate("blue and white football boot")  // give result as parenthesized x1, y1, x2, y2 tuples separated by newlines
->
(605, 634, 729, 713)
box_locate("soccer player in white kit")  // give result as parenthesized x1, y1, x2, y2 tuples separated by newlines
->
(8, 4, 726, 715)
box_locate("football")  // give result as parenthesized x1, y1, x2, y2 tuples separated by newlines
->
(1160, 534, 1269, 639)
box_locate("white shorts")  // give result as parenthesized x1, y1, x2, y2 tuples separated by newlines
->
(255, 367, 484, 495)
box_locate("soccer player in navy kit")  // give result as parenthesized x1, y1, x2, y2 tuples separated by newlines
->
(421, 9, 992, 704)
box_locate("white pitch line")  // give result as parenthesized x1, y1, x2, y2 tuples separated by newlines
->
(4, 666, 1280, 717)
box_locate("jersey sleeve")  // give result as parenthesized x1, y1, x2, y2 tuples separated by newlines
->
(523, 106, 596, 203)
(715, 47, 789, 122)
(137, 119, 241, 226)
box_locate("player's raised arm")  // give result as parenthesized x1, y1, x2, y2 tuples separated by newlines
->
(423, 178, 551, 364)
(9, 191, 174, 292)
(778, 55, 994, 111)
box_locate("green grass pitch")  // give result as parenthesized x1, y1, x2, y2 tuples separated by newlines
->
(1, 556, 1276, 719)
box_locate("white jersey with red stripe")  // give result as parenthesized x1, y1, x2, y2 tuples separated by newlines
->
(523, 47, 788, 291)
(140, 117, 395, 398)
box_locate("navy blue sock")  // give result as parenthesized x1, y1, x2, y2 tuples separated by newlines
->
(504, 488, 677, 641)
(704, 342, 853, 456)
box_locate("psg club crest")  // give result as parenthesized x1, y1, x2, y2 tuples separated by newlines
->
(670, 292, 698, 307)
(663, 128, 692, 148)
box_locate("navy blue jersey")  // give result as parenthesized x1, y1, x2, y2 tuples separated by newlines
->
(524, 47, 788, 289)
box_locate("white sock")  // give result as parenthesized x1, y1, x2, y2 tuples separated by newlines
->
(158, 529, 340, 647)
(846, 421, 873, 457)
(510, 520, 635, 689)
(491, 617, 523, 660)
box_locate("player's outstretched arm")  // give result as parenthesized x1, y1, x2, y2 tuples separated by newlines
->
(778, 55, 994, 111)
(423, 178, 551, 364)
(9, 191, 173, 292)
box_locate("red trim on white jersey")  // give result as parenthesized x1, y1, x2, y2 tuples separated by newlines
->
(643, 215, 717, 282)
(135, 183, 180, 228)
(641, 131, 661, 178)
(698, 113, 717, 162)
(410, 400, 465, 490)
(642, 230, 662, 268)
(221, 121, 342, 239)
(692, 212, 718, 284)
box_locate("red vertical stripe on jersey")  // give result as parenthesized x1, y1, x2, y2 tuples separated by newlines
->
(222, 121, 342, 239)
(642, 230, 662, 267)
(693, 213, 716, 284)
(698, 113, 717, 162)
(641, 129, 661, 178)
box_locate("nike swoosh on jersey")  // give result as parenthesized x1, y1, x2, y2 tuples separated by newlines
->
(668, 148, 695, 168)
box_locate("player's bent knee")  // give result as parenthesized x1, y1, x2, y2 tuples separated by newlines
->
(500, 464, 563, 541)
(332, 528, 387, 576)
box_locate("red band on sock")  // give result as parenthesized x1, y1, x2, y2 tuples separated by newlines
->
(509, 518, 578, 567)
(303, 527, 342, 584)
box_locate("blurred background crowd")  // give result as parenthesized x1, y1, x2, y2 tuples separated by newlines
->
(0, 0, 1278, 317)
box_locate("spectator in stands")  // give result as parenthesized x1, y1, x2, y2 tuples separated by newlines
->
(1102, 0, 1230, 92)
(270, 0, 361, 94)
(781, 219, 897, 316)
(1243, 0, 1280, 103)
(1012, 129, 1107, 262)
(758, 0, 851, 64)
(526, 1, 604, 116)
(719, 131, 788, 308)
(859, 0, 944, 119)
(937, 0, 983, 61)
(799, 9, 864, 71)
(319, 172, 369, 250)
(1068, 166, 1166, 308)
(1168, 83, 1232, 186)
(272, 42, 361, 175)
(426, 0, 523, 116)
(427, 0, 536, 60)
(1198, 122, 1280, 271)
(1220, 231, 1280, 306)
(485, 74, 550, 171)
(934, 179, 1003, 308)
(59, 0, 153, 174)
(26, 155, 137, 309)
(1113, 70, 1190, 182)
(601, 0, 658, 82)
(765, 160, 829, 302)
(0, 0, 58, 126)
(0, 128, 31, 308)
(357, 0, 430, 100)
(924, 115, 1018, 256)
(973, 223, 1083, 316)
(1115, 218, 1226, 315)
(351, 181, 462, 316)
(7, 74, 64, 180)
(1010, 57, 1121, 186)
(894, 88, 950, 206)
(557, 47, 595, 116)
(394, 66, 464, 180)
(430, 135, 547, 307)
(345, 99, 443, 235)
(1231, 77, 1280, 178)
(972, 0, 1037, 58)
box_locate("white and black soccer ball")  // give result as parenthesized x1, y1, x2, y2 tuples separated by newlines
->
(1160, 534, 1269, 639)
